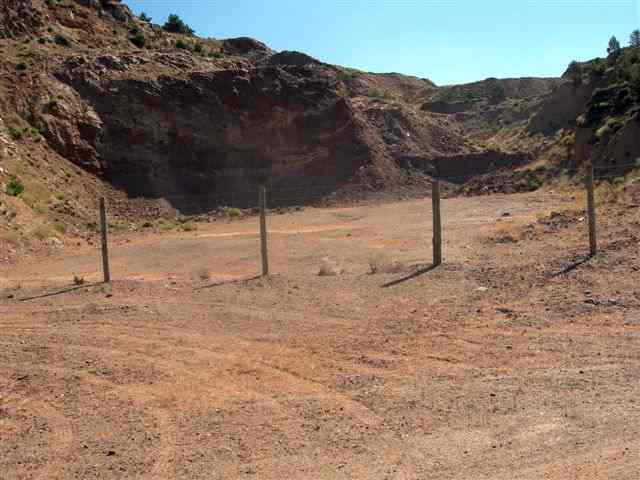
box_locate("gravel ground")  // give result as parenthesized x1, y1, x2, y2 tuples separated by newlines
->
(1, 191, 639, 479)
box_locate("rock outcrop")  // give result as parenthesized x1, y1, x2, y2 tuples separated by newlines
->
(48, 58, 388, 210)
(0, 0, 43, 39)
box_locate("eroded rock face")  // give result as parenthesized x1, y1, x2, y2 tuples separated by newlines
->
(31, 48, 566, 211)
(527, 82, 594, 135)
(0, 0, 42, 39)
(223, 37, 269, 52)
(422, 101, 472, 115)
(267, 51, 323, 67)
(75, 0, 133, 23)
(45, 56, 388, 210)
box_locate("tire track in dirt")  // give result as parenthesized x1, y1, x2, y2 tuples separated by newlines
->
(13, 361, 180, 480)
(0, 393, 74, 480)
(17, 334, 381, 475)
(28, 305, 426, 476)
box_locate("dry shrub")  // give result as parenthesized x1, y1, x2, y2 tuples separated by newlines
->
(489, 221, 524, 243)
(368, 253, 405, 274)
(318, 257, 341, 276)
(595, 180, 633, 206)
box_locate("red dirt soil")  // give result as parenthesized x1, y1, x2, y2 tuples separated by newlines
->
(1, 191, 640, 479)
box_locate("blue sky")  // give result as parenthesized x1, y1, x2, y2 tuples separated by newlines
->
(126, 1, 639, 85)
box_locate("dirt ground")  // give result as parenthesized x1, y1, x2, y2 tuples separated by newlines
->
(2, 191, 640, 479)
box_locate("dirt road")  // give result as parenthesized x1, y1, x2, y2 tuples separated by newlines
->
(2, 191, 640, 479)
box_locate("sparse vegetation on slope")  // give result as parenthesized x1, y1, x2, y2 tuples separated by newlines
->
(5, 176, 24, 197)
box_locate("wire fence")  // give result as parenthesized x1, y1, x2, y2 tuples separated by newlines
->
(7, 161, 638, 299)
(90, 163, 636, 285)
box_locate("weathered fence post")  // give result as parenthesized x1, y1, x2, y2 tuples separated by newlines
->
(99, 197, 111, 283)
(586, 162, 597, 257)
(432, 179, 442, 266)
(259, 186, 269, 276)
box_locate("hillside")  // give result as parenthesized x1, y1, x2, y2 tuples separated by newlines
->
(0, 0, 638, 259)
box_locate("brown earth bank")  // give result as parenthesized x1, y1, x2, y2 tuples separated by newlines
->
(2, 190, 640, 479)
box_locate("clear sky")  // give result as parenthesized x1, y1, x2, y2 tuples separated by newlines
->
(125, 0, 638, 85)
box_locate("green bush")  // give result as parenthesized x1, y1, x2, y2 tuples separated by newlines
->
(194, 43, 204, 53)
(226, 207, 242, 218)
(46, 98, 58, 110)
(526, 176, 542, 191)
(8, 126, 23, 140)
(163, 14, 195, 36)
(130, 33, 146, 48)
(15, 63, 26, 71)
(54, 34, 70, 47)
(607, 36, 621, 57)
(5, 176, 24, 197)
(175, 40, 189, 50)
(139, 12, 152, 22)
(129, 27, 140, 35)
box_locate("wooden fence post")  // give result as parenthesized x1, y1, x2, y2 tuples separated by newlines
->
(99, 197, 111, 283)
(259, 186, 269, 276)
(432, 179, 442, 266)
(586, 162, 597, 257)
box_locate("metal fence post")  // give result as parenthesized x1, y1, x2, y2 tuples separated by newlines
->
(99, 197, 111, 283)
(432, 179, 442, 266)
(259, 186, 269, 276)
(586, 162, 597, 257)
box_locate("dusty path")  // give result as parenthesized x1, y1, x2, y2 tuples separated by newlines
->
(2, 191, 640, 479)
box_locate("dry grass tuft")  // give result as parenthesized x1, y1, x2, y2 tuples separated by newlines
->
(488, 220, 529, 244)
(318, 258, 341, 276)
(368, 253, 405, 274)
